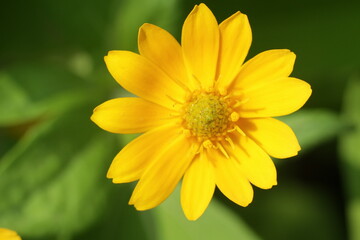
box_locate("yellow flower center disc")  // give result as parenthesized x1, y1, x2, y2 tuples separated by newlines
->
(184, 93, 230, 138)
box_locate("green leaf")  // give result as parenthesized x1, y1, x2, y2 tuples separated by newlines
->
(150, 186, 260, 240)
(0, 63, 95, 126)
(73, 184, 153, 240)
(0, 104, 117, 239)
(106, 0, 181, 51)
(339, 78, 360, 240)
(0, 0, 113, 61)
(279, 109, 342, 153)
(239, 180, 345, 240)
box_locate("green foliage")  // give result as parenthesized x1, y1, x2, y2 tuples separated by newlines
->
(339, 78, 360, 240)
(279, 109, 342, 152)
(152, 186, 260, 240)
(0, 105, 117, 239)
(73, 185, 152, 240)
(106, 0, 181, 51)
(0, 63, 91, 126)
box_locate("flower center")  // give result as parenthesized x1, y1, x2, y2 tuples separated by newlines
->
(184, 93, 230, 138)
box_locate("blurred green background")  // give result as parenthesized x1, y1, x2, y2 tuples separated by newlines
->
(1, 0, 360, 239)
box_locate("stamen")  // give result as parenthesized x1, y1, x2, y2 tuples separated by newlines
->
(218, 88, 227, 96)
(230, 112, 240, 122)
(191, 74, 202, 88)
(172, 77, 191, 92)
(166, 94, 184, 105)
(217, 142, 230, 159)
(235, 125, 246, 136)
(225, 137, 235, 150)
(205, 87, 214, 93)
(197, 144, 204, 154)
(203, 139, 214, 149)
(233, 98, 249, 108)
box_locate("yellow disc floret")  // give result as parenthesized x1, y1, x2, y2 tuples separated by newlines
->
(184, 93, 230, 138)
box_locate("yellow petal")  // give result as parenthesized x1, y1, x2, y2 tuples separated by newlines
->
(237, 77, 312, 117)
(129, 134, 198, 210)
(138, 23, 198, 91)
(231, 49, 296, 91)
(108, 123, 179, 183)
(239, 118, 300, 159)
(211, 149, 253, 207)
(182, 3, 219, 89)
(216, 11, 252, 90)
(181, 152, 215, 221)
(104, 51, 186, 109)
(227, 134, 277, 189)
(0, 228, 21, 240)
(91, 97, 173, 134)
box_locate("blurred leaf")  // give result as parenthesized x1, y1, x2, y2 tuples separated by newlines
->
(0, 127, 17, 158)
(106, 0, 181, 51)
(73, 184, 153, 240)
(0, 63, 96, 126)
(73, 135, 152, 240)
(0, 104, 117, 239)
(0, 0, 113, 62)
(339, 78, 360, 240)
(239, 180, 345, 240)
(150, 186, 260, 240)
(279, 109, 342, 153)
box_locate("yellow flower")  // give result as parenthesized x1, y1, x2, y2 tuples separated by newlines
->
(91, 3, 311, 220)
(0, 228, 21, 240)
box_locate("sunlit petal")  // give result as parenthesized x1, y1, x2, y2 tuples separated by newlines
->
(182, 3, 219, 89)
(217, 11, 252, 89)
(239, 117, 300, 158)
(181, 152, 215, 220)
(211, 149, 254, 206)
(237, 77, 312, 117)
(228, 134, 277, 189)
(129, 135, 198, 210)
(0, 228, 22, 240)
(105, 51, 186, 109)
(108, 123, 179, 183)
(231, 49, 296, 91)
(91, 97, 173, 134)
(138, 23, 197, 90)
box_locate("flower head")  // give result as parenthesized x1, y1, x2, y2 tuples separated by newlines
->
(91, 3, 311, 220)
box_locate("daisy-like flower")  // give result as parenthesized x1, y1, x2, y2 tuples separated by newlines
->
(0, 228, 22, 240)
(91, 3, 311, 220)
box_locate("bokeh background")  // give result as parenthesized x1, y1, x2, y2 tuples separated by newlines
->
(1, 0, 360, 239)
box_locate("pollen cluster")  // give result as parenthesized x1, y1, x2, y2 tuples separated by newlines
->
(183, 92, 232, 139)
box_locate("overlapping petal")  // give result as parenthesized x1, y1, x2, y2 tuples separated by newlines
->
(239, 118, 300, 158)
(226, 134, 277, 189)
(138, 23, 197, 91)
(211, 149, 253, 207)
(236, 77, 312, 118)
(231, 49, 296, 91)
(104, 51, 186, 109)
(181, 152, 215, 220)
(129, 134, 199, 210)
(217, 11, 252, 89)
(91, 97, 173, 134)
(107, 122, 179, 183)
(182, 3, 219, 89)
